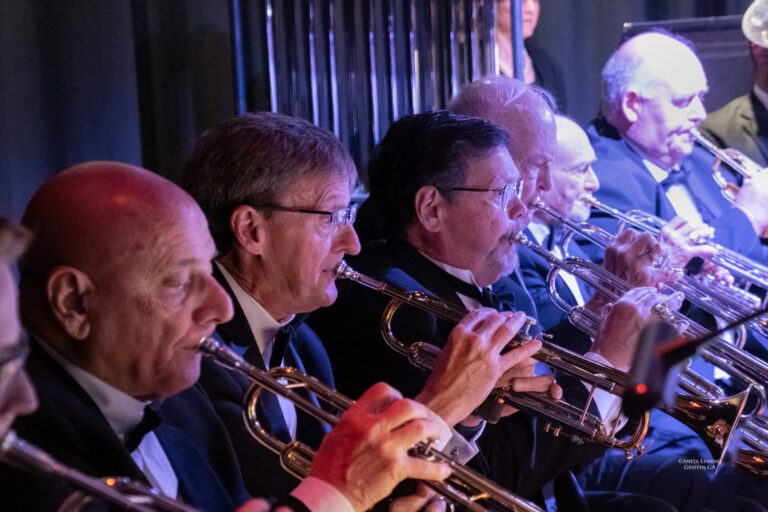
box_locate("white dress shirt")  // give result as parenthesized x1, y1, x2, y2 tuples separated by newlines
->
(527, 221, 587, 306)
(420, 251, 627, 431)
(217, 262, 299, 439)
(39, 342, 179, 499)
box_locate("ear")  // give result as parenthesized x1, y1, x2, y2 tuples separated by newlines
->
(413, 186, 444, 233)
(229, 205, 267, 256)
(47, 266, 95, 340)
(621, 91, 641, 123)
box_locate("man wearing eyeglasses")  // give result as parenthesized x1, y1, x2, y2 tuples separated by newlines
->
(0, 162, 459, 511)
(308, 110, 679, 511)
(0, 217, 37, 442)
(181, 111, 546, 509)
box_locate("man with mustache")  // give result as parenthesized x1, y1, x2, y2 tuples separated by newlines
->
(310, 110, 677, 511)
(181, 112, 544, 510)
(589, 31, 768, 264)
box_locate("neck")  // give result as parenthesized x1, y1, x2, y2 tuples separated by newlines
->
(218, 253, 295, 323)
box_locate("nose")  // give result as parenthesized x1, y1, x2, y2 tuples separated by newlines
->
(537, 163, 553, 194)
(196, 276, 234, 326)
(584, 166, 600, 192)
(690, 96, 706, 124)
(335, 222, 361, 256)
(507, 195, 528, 222)
(3, 370, 38, 423)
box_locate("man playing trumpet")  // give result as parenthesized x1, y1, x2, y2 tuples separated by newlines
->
(310, 108, 679, 511)
(0, 162, 454, 511)
(180, 111, 552, 510)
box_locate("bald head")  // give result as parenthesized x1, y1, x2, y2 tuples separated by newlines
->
(19, 161, 231, 400)
(21, 162, 201, 289)
(555, 116, 591, 158)
(450, 75, 557, 205)
(601, 32, 706, 124)
(539, 116, 598, 223)
(601, 32, 708, 168)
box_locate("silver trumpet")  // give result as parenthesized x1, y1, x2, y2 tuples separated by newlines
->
(691, 128, 763, 204)
(197, 335, 543, 512)
(0, 430, 198, 512)
(513, 233, 756, 467)
(584, 195, 768, 338)
(333, 260, 652, 458)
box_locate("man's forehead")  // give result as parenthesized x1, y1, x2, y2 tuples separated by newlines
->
(280, 171, 352, 206)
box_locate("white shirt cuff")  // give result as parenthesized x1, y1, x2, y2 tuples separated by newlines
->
(290, 476, 356, 512)
(582, 352, 628, 432)
(440, 424, 484, 464)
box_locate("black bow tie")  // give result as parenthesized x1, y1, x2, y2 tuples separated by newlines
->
(269, 326, 292, 368)
(437, 269, 500, 309)
(660, 164, 691, 190)
(545, 225, 566, 252)
(124, 404, 162, 452)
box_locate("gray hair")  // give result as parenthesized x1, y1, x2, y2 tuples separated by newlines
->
(0, 216, 31, 263)
(180, 112, 357, 254)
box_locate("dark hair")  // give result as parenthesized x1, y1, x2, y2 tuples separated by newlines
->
(180, 112, 357, 254)
(367, 110, 510, 240)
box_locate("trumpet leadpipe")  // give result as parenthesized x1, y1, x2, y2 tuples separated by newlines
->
(197, 336, 544, 512)
(0, 430, 197, 511)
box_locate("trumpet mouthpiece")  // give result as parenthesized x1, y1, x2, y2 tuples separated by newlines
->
(333, 260, 353, 279)
(513, 232, 529, 245)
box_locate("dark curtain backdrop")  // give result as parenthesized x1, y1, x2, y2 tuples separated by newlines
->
(0, 0, 757, 222)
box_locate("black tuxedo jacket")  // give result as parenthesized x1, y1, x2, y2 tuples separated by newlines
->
(0, 338, 251, 511)
(308, 239, 606, 504)
(517, 227, 595, 355)
(701, 92, 768, 168)
(585, 120, 763, 265)
(198, 265, 333, 499)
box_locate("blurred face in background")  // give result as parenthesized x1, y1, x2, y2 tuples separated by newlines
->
(496, 0, 541, 39)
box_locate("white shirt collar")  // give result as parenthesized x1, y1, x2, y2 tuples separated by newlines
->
(216, 261, 294, 366)
(418, 250, 482, 289)
(754, 83, 768, 112)
(36, 339, 147, 439)
(624, 138, 671, 182)
(527, 220, 551, 245)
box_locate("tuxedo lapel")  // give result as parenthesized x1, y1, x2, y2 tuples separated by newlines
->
(211, 266, 291, 443)
(22, 341, 146, 482)
(285, 342, 331, 448)
(155, 423, 236, 511)
(749, 93, 768, 164)
(386, 240, 467, 307)
(212, 264, 259, 351)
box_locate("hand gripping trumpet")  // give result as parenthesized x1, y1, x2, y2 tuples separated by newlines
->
(197, 335, 543, 512)
(514, 232, 758, 467)
(333, 261, 651, 458)
(570, 197, 768, 398)
(534, 197, 760, 343)
(585, 194, 768, 305)
(0, 430, 198, 512)
(691, 128, 764, 204)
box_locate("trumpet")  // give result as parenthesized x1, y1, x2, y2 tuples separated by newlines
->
(197, 336, 543, 512)
(333, 260, 652, 458)
(533, 198, 757, 345)
(584, 195, 768, 332)
(691, 128, 763, 203)
(512, 233, 762, 465)
(0, 430, 197, 512)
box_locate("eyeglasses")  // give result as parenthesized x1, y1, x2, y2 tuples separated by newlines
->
(0, 334, 29, 395)
(441, 181, 524, 211)
(250, 203, 358, 227)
